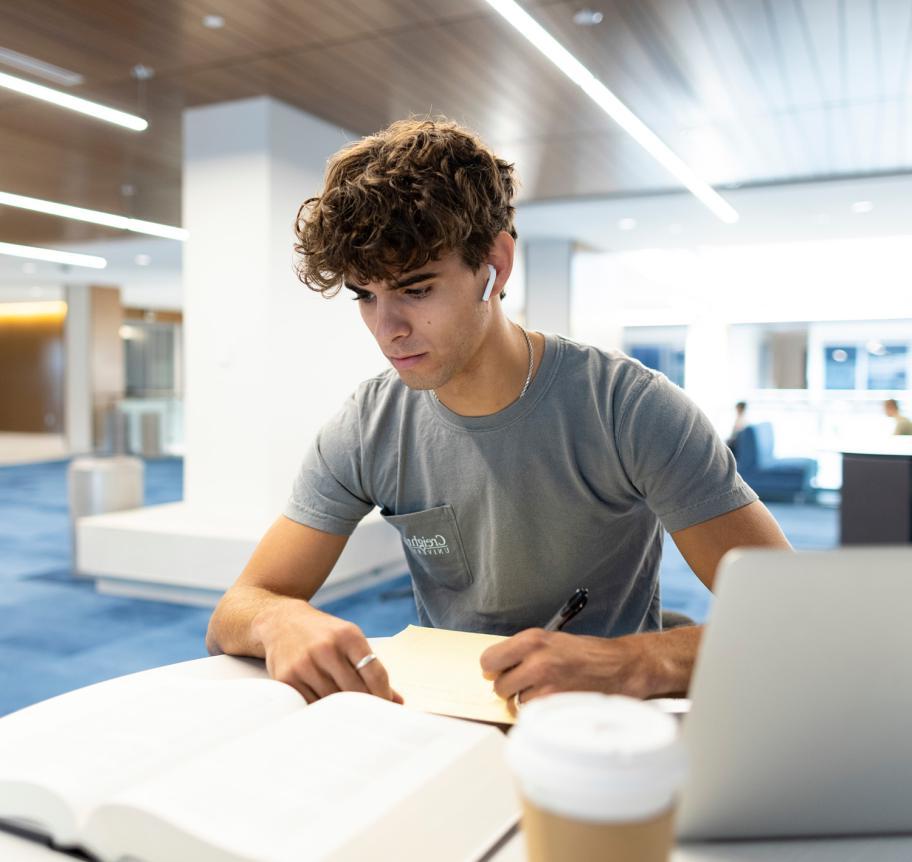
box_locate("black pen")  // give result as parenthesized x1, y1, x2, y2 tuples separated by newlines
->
(543, 588, 589, 631)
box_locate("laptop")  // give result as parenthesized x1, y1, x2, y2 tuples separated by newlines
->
(675, 546, 912, 841)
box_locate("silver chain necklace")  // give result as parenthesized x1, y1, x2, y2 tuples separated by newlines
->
(433, 325, 534, 403)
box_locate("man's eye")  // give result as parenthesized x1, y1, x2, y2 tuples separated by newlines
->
(404, 286, 432, 298)
(351, 291, 374, 303)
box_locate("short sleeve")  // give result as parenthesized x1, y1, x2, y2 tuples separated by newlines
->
(615, 373, 758, 533)
(282, 393, 374, 535)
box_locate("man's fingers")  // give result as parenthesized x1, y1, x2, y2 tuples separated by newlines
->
(297, 682, 320, 704)
(491, 659, 538, 701)
(354, 655, 395, 701)
(480, 628, 547, 679)
(340, 635, 395, 701)
(303, 665, 342, 699)
(508, 684, 556, 715)
(319, 648, 370, 695)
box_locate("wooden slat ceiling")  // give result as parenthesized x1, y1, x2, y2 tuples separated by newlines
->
(1, 0, 911, 246)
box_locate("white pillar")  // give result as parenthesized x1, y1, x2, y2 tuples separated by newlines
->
(685, 315, 731, 433)
(183, 97, 381, 520)
(525, 240, 573, 336)
(65, 284, 92, 454)
(64, 284, 123, 454)
(77, 97, 404, 600)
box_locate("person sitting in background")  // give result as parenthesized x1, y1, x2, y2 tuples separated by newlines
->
(726, 401, 748, 451)
(884, 399, 912, 436)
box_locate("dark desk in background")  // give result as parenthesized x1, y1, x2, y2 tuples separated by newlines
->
(840, 443, 912, 545)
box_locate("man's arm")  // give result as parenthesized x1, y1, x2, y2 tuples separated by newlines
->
(207, 515, 400, 704)
(481, 501, 791, 703)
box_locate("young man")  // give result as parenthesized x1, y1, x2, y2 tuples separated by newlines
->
(206, 118, 790, 708)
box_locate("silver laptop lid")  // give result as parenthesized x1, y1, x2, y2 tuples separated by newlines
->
(676, 547, 912, 841)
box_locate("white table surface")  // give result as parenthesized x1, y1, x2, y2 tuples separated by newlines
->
(3, 655, 911, 861)
(488, 830, 912, 861)
(4, 822, 912, 862)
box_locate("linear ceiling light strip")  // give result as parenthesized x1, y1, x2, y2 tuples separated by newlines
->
(0, 191, 187, 241)
(482, 0, 739, 224)
(0, 47, 84, 87)
(0, 241, 107, 269)
(0, 70, 147, 131)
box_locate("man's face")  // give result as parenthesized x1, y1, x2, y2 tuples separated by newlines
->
(344, 251, 491, 391)
(885, 402, 898, 418)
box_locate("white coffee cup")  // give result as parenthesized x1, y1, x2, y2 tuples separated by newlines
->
(506, 693, 686, 862)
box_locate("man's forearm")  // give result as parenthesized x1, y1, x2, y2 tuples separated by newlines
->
(205, 585, 302, 658)
(631, 624, 705, 698)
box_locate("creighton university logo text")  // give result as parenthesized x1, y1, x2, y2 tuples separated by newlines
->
(403, 534, 450, 556)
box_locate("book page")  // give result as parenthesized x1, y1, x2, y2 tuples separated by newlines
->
(0, 676, 303, 844)
(374, 625, 514, 725)
(84, 692, 516, 862)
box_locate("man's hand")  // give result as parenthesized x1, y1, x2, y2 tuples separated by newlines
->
(480, 628, 654, 710)
(253, 599, 402, 705)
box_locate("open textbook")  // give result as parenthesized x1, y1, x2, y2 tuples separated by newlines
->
(0, 630, 519, 862)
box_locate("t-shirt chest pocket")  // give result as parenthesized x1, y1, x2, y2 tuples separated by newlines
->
(382, 504, 474, 590)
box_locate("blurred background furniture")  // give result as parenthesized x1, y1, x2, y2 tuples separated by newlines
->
(734, 423, 818, 502)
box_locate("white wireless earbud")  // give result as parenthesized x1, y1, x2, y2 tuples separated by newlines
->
(481, 264, 497, 302)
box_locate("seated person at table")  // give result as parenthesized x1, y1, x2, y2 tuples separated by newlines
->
(885, 399, 912, 436)
(725, 400, 748, 451)
(206, 118, 790, 708)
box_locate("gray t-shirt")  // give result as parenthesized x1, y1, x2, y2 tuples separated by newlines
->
(284, 333, 757, 638)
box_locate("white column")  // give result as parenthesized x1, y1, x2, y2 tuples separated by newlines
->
(183, 97, 381, 519)
(524, 239, 573, 336)
(64, 284, 123, 454)
(685, 315, 731, 433)
(78, 97, 404, 600)
(64, 284, 92, 454)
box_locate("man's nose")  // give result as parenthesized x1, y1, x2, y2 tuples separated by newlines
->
(373, 296, 410, 343)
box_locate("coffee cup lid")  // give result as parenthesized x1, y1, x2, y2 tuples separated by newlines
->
(506, 693, 687, 822)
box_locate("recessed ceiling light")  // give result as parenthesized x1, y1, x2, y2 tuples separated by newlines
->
(618, 217, 637, 231)
(134, 253, 152, 266)
(851, 200, 874, 214)
(21, 261, 37, 274)
(573, 9, 603, 25)
(203, 14, 225, 28)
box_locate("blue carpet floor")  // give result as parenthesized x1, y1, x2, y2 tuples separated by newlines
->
(0, 458, 838, 716)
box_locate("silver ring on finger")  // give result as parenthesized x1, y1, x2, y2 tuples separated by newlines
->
(354, 653, 378, 672)
(513, 690, 524, 711)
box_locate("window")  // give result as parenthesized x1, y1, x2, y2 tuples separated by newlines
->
(824, 345, 857, 390)
(629, 344, 686, 388)
(124, 323, 177, 396)
(866, 344, 907, 390)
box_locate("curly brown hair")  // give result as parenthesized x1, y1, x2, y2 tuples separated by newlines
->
(294, 117, 518, 298)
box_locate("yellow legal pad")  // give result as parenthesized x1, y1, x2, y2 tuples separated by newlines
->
(373, 625, 514, 725)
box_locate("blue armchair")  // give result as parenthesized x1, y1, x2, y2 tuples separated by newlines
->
(734, 422, 817, 502)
